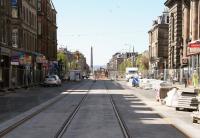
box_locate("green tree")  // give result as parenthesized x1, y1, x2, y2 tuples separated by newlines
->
(118, 59, 132, 73)
(136, 55, 149, 72)
(57, 52, 69, 73)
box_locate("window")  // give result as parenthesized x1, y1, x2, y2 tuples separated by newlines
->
(12, 29, 18, 48)
(38, 22, 42, 35)
(167, 16, 169, 24)
(11, 0, 17, 7)
(26, 8, 28, 23)
(0, 19, 6, 43)
(12, 7, 18, 18)
(171, 13, 175, 42)
(29, 11, 31, 25)
(38, 0, 41, 11)
(0, 0, 4, 6)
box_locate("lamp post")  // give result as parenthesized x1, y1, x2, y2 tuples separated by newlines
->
(164, 59, 167, 81)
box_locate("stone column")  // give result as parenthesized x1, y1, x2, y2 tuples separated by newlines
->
(183, 5, 190, 57)
(192, 0, 199, 41)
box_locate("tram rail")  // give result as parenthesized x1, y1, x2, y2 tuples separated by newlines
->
(54, 82, 94, 138)
(104, 81, 131, 138)
(0, 81, 92, 137)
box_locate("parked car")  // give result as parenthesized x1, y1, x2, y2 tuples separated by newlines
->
(43, 75, 61, 87)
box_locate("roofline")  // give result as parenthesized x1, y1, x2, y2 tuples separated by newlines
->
(50, 0, 57, 13)
(164, 0, 175, 7)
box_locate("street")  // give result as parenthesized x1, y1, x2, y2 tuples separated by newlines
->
(1, 0, 200, 137)
(0, 80, 187, 138)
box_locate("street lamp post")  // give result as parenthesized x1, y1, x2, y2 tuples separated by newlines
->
(164, 59, 167, 81)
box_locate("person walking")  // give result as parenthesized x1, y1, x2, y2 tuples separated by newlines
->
(183, 75, 187, 88)
(192, 70, 199, 88)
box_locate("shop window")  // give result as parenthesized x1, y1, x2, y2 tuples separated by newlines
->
(0, 68, 2, 81)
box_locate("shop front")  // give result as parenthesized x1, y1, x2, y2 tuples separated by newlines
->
(49, 61, 59, 75)
(187, 40, 200, 84)
(35, 54, 48, 82)
(0, 47, 11, 89)
(11, 51, 33, 88)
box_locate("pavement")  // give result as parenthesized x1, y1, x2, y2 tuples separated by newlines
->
(118, 80, 200, 138)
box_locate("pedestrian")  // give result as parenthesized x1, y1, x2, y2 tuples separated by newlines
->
(183, 75, 187, 88)
(192, 70, 199, 88)
(173, 76, 177, 84)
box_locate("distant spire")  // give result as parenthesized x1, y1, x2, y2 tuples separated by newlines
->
(91, 46, 93, 73)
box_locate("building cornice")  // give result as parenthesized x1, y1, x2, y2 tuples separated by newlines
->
(164, 0, 176, 7)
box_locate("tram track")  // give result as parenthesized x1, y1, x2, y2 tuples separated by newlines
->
(54, 81, 94, 138)
(0, 80, 92, 138)
(104, 80, 131, 138)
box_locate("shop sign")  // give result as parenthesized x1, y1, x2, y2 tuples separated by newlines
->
(11, 62, 19, 65)
(25, 55, 32, 65)
(188, 40, 200, 48)
(188, 40, 200, 55)
(19, 54, 32, 65)
(11, 51, 20, 65)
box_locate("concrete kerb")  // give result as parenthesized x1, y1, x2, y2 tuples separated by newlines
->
(0, 83, 46, 96)
(124, 85, 198, 138)
(0, 90, 67, 134)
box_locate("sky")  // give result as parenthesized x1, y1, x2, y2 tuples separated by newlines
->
(53, 0, 166, 66)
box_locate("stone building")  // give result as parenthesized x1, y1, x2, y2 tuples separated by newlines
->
(165, 0, 183, 71)
(37, 0, 57, 61)
(148, 10, 169, 75)
(183, 0, 200, 79)
(9, 0, 38, 87)
(0, 0, 12, 89)
(37, 0, 57, 80)
(0, 0, 58, 89)
(107, 51, 138, 79)
(107, 53, 123, 72)
(164, 0, 200, 83)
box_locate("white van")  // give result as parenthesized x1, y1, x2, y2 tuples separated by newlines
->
(125, 67, 138, 81)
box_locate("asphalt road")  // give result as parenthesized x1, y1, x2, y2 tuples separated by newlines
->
(1, 79, 187, 138)
(0, 80, 85, 123)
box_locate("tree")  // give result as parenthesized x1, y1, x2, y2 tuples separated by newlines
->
(136, 55, 149, 72)
(118, 59, 132, 73)
(57, 52, 69, 75)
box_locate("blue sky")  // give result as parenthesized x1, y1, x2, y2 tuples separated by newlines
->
(53, 0, 166, 66)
